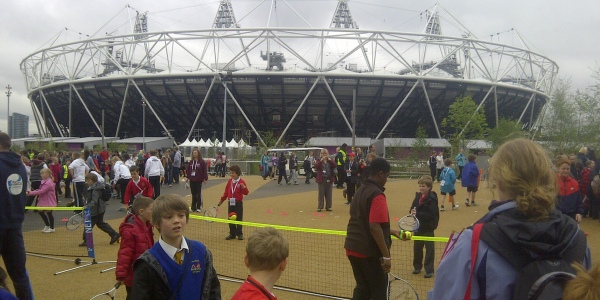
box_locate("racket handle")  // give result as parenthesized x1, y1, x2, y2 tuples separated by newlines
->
(114, 282, 122, 289)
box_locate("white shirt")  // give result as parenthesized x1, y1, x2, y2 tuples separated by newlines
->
(113, 161, 132, 180)
(145, 156, 165, 177)
(125, 159, 136, 168)
(69, 158, 90, 183)
(158, 236, 189, 263)
(90, 171, 105, 183)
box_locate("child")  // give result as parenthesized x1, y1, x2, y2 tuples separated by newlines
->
(80, 173, 120, 247)
(116, 196, 154, 298)
(131, 194, 221, 299)
(27, 168, 57, 233)
(219, 165, 249, 240)
(231, 227, 289, 300)
(439, 158, 458, 211)
(344, 152, 359, 205)
(409, 176, 439, 278)
(462, 154, 479, 206)
(123, 166, 154, 211)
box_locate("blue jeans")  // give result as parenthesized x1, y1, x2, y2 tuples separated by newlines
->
(261, 164, 269, 178)
(0, 228, 33, 299)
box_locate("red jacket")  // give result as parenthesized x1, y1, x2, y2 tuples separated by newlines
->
(314, 158, 337, 183)
(581, 168, 592, 197)
(123, 177, 154, 206)
(186, 159, 208, 182)
(220, 178, 249, 203)
(116, 214, 154, 287)
(49, 163, 62, 183)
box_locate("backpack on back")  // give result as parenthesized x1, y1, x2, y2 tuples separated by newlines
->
(513, 259, 576, 300)
(303, 156, 311, 170)
(101, 184, 112, 201)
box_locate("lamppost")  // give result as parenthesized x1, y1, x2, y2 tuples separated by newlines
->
(221, 74, 228, 156)
(142, 98, 146, 152)
(5, 85, 11, 134)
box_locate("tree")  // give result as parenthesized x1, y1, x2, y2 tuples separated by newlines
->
(410, 126, 431, 160)
(540, 78, 579, 154)
(441, 96, 488, 153)
(486, 118, 526, 154)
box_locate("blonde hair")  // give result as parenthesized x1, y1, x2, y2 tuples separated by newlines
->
(151, 194, 189, 228)
(246, 227, 289, 271)
(578, 147, 588, 155)
(488, 138, 555, 221)
(563, 263, 600, 300)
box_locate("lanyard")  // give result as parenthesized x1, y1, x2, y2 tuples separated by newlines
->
(191, 160, 199, 170)
(231, 180, 240, 196)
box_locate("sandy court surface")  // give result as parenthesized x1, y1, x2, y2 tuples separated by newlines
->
(4, 175, 599, 299)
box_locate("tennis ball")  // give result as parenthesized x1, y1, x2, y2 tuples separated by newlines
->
(228, 212, 237, 220)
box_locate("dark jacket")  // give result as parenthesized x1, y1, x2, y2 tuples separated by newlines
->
(345, 160, 360, 184)
(84, 181, 106, 216)
(428, 201, 590, 299)
(186, 159, 208, 182)
(409, 191, 439, 233)
(132, 239, 221, 300)
(29, 159, 45, 182)
(344, 179, 391, 257)
(277, 155, 288, 170)
(314, 158, 336, 183)
(0, 151, 28, 229)
(289, 155, 298, 170)
(556, 175, 584, 216)
(461, 161, 479, 187)
(116, 214, 155, 287)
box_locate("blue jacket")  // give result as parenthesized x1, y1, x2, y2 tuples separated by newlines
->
(0, 151, 28, 229)
(455, 153, 467, 167)
(428, 201, 591, 300)
(461, 161, 479, 187)
(440, 167, 456, 193)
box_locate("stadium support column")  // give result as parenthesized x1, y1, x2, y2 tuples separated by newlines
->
(38, 90, 64, 137)
(187, 77, 217, 141)
(221, 73, 228, 156)
(274, 76, 320, 147)
(517, 93, 536, 126)
(130, 80, 175, 141)
(375, 83, 418, 140)
(70, 84, 104, 136)
(420, 79, 441, 138)
(322, 77, 353, 134)
(224, 87, 267, 148)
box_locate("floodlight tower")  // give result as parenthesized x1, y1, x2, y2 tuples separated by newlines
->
(424, 9, 442, 40)
(213, 0, 238, 29)
(330, 0, 358, 29)
(134, 11, 148, 40)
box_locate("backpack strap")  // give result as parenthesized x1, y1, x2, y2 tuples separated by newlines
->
(464, 223, 484, 300)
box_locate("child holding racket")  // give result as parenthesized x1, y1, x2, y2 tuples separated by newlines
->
(116, 196, 154, 298)
(219, 165, 249, 240)
(26, 168, 57, 233)
(232, 227, 289, 300)
(123, 166, 154, 210)
(409, 175, 439, 278)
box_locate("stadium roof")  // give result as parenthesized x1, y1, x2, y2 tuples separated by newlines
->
(306, 137, 372, 147)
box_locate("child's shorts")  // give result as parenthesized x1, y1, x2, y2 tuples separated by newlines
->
(441, 190, 456, 196)
(466, 186, 478, 192)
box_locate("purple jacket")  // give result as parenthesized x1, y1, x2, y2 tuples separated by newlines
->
(461, 161, 479, 187)
(186, 159, 208, 182)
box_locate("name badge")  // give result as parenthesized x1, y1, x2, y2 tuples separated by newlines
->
(229, 198, 236, 206)
(191, 171, 196, 176)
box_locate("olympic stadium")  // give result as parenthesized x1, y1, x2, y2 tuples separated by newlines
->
(20, 1, 558, 147)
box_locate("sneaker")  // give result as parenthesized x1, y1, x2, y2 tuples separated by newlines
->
(43, 226, 50, 232)
(424, 273, 434, 278)
(412, 269, 421, 274)
(343, 189, 347, 199)
(43, 228, 55, 233)
(326, 208, 332, 212)
(452, 205, 459, 210)
(317, 209, 322, 212)
(440, 206, 445, 211)
(465, 200, 470, 207)
(225, 234, 236, 240)
(286, 182, 291, 185)
(117, 207, 126, 212)
(471, 202, 477, 206)
(79, 242, 87, 247)
(110, 233, 120, 245)
(293, 182, 298, 185)
(196, 209, 202, 213)
(237, 235, 244, 240)
(278, 183, 282, 185)
(345, 202, 351, 205)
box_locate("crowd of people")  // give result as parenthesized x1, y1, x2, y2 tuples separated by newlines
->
(2, 130, 600, 299)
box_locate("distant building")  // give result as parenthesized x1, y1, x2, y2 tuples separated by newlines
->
(8, 113, 29, 139)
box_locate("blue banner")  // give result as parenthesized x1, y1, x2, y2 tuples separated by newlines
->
(83, 207, 95, 259)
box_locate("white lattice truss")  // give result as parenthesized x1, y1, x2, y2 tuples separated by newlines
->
(21, 28, 558, 145)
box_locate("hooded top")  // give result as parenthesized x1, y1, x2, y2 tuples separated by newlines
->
(84, 181, 106, 217)
(0, 151, 28, 228)
(428, 201, 590, 299)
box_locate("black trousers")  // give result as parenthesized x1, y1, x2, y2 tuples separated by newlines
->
(82, 212, 118, 242)
(148, 176, 161, 199)
(227, 201, 244, 237)
(0, 228, 33, 300)
(413, 230, 435, 274)
(277, 168, 289, 183)
(190, 181, 203, 211)
(39, 212, 55, 229)
(429, 164, 436, 179)
(73, 181, 87, 207)
(347, 181, 357, 203)
(63, 177, 72, 197)
(436, 168, 443, 182)
(117, 178, 131, 204)
(458, 166, 464, 179)
(336, 166, 346, 187)
(172, 167, 180, 184)
(27, 181, 41, 206)
(304, 168, 313, 183)
(348, 255, 387, 300)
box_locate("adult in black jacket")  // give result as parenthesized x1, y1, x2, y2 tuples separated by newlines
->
(428, 151, 437, 179)
(344, 153, 360, 205)
(277, 153, 290, 185)
(409, 175, 439, 278)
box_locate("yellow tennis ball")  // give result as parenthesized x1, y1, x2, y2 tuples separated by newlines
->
(229, 214, 237, 221)
(405, 231, 412, 239)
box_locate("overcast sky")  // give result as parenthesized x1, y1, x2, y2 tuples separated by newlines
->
(1, 0, 598, 135)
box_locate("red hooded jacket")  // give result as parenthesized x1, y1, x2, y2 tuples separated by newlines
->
(115, 214, 154, 287)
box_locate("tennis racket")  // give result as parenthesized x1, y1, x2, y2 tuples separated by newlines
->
(398, 210, 420, 232)
(203, 206, 218, 222)
(387, 272, 419, 300)
(66, 212, 84, 230)
(90, 282, 121, 300)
